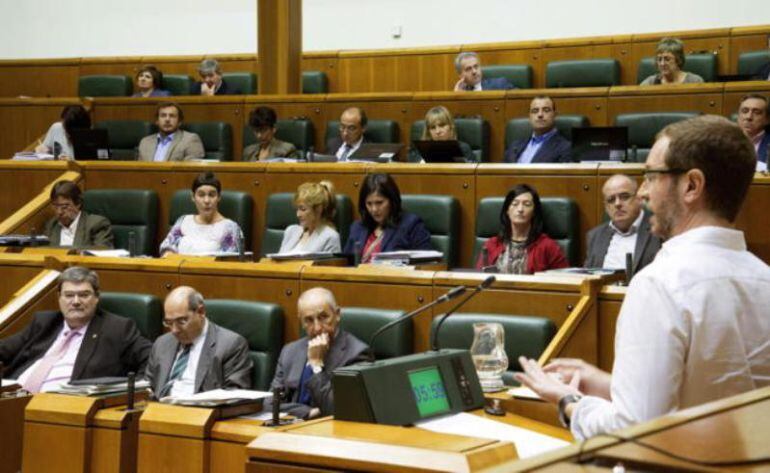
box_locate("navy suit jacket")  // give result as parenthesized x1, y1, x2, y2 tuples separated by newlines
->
(481, 77, 515, 90)
(191, 79, 242, 96)
(758, 131, 770, 164)
(754, 61, 770, 81)
(504, 131, 573, 163)
(343, 212, 432, 255)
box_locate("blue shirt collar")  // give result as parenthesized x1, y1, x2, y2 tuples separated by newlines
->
(529, 127, 557, 145)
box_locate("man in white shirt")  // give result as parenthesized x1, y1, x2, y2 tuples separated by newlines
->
(144, 286, 252, 398)
(736, 93, 769, 171)
(325, 107, 368, 161)
(516, 115, 770, 440)
(584, 174, 661, 276)
(42, 180, 114, 249)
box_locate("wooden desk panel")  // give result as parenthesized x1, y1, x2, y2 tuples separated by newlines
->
(597, 287, 625, 372)
(0, 161, 68, 222)
(0, 99, 81, 162)
(63, 256, 181, 300)
(0, 395, 33, 473)
(607, 84, 724, 120)
(0, 63, 79, 100)
(734, 175, 770, 264)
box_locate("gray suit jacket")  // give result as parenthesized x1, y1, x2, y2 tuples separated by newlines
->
(43, 211, 114, 248)
(278, 224, 341, 254)
(243, 138, 300, 161)
(145, 321, 252, 398)
(584, 210, 662, 276)
(137, 130, 206, 162)
(268, 330, 370, 417)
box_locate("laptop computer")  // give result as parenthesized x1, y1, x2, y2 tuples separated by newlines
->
(413, 140, 467, 163)
(571, 126, 628, 162)
(349, 143, 403, 163)
(70, 129, 111, 160)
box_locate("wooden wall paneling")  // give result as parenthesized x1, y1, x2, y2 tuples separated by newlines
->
(63, 256, 182, 300)
(0, 161, 68, 221)
(630, 29, 731, 80)
(138, 55, 205, 77)
(244, 95, 326, 154)
(728, 26, 770, 74)
(302, 51, 339, 94)
(337, 54, 375, 93)
(607, 84, 724, 122)
(78, 56, 145, 82)
(0, 98, 83, 160)
(722, 81, 770, 116)
(734, 176, 770, 264)
(469, 41, 544, 89)
(475, 165, 601, 265)
(90, 98, 158, 123)
(417, 50, 459, 92)
(505, 88, 610, 131)
(0, 256, 48, 308)
(0, 60, 80, 98)
(597, 287, 624, 371)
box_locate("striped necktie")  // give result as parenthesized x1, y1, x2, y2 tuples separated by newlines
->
(159, 344, 191, 398)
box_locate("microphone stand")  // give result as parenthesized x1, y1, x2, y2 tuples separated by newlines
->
(431, 275, 496, 351)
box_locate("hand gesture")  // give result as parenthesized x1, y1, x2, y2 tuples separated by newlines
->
(201, 82, 216, 96)
(453, 77, 468, 92)
(544, 358, 611, 400)
(514, 356, 582, 404)
(307, 332, 330, 367)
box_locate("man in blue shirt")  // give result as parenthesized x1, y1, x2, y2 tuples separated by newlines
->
(504, 95, 572, 164)
(137, 102, 205, 162)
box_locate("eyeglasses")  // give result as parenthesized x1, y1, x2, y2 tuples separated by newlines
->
(604, 192, 635, 205)
(338, 124, 360, 133)
(52, 202, 76, 211)
(61, 291, 95, 301)
(162, 316, 191, 328)
(643, 168, 688, 183)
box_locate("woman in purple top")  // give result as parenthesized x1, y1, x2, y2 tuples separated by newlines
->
(132, 65, 172, 98)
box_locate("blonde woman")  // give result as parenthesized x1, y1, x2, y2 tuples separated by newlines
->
(409, 106, 476, 162)
(278, 181, 341, 254)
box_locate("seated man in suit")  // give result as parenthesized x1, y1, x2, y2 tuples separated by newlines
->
(43, 180, 114, 249)
(137, 102, 205, 162)
(191, 58, 242, 96)
(325, 107, 368, 161)
(736, 93, 769, 171)
(584, 174, 661, 277)
(452, 52, 514, 91)
(0, 266, 151, 393)
(243, 106, 301, 161)
(145, 286, 252, 399)
(269, 287, 371, 419)
(504, 95, 572, 163)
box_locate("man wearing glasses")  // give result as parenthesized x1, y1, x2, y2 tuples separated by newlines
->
(0, 266, 151, 393)
(43, 180, 114, 249)
(516, 115, 770, 440)
(325, 107, 368, 161)
(584, 174, 661, 277)
(145, 286, 252, 399)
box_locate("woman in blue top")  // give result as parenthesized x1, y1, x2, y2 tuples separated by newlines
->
(132, 65, 171, 98)
(344, 173, 432, 263)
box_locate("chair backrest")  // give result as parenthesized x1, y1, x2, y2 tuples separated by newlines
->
(339, 307, 411, 359)
(636, 53, 718, 83)
(614, 112, 699, 163)
(504, 115, 589, 148)
(183, 122, 233, 161)
(430, 313, 556, 379)
(325, 120, 399, 145)
(98, 291, 163, 341)
(302, 71, 329, 94)
(473, 197, 580, 266)
(78, 75, 133, 97)
(221, 72, 255, 94)
(82, 189, 159, 256)
(481, 65, 533, 89)
(94, 120, 154, 160)
(168, 189, 254, 251)
(401, 194, 460, 268)
(409, 118, 491, 162)
(260, 192, 353, 256)
(545, 59, 620, 88)
(205, 299, 284, 390)
(241, 119, 316, 158)
(161, 74, 193, 95)
(737, 50, 770, 76)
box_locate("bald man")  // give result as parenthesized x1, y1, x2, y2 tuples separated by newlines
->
(325, 107, 368, 161)
(269, 287, 370, 419)
(145, 286, 252, 399)
(584, 174, 661, 277)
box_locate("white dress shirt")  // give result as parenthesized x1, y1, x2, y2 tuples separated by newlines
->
(335, 136, 363, 161)
(59, 212, 82, 247)
(571, 226, 770, 440)
(603, 211, 643, 269)
(169, 320, 209, 397)
(17, 321, 90, 392)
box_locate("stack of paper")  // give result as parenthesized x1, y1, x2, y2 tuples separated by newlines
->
(52, 379, 150, 396)
(12, 152, 54, 161)
(372, 250, 443, 264)
(160, 389, 272, 407)
(82, 249, 131, 257)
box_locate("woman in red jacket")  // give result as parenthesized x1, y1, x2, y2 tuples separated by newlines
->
(476, 184, 568, 274)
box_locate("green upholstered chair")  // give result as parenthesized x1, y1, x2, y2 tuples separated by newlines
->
(401, 194, 460, 268)
(82, 189, 159, 256)
(94, 120, 154, 161)
(636, 53, 718, 83)
(504, 115, 589, 149)
(183, 122, 233, 161)
(204, 299, 284, 390)
(409, 118, 491, 162)
(241, 119, 316, 159)
(98, 291, 163, 341)
(481, 65, 533, 89)
(614, 112, 699, 163)
(302, 71, 329, 94)
(339, 307, 411, 359)
(161, 74, 193, 95)
(430, 313, 556, 384)
(472, 197, 580, 266)
(78, 75, 133, 97)
(260, 192, 353, 256)
(168, 189, 254, 251)
(545, 59, 620, 88)
(325, 120, 400, 145)
(738, 50, 770, 77)
(221, 72, 255, 94)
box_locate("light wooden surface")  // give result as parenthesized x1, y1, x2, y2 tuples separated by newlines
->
(257, 0, 302, 95)
(0, 395, 32, 473)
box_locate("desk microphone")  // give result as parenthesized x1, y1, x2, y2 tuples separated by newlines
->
(367, 285, 466, 361)
(431, 275, 496, 351)
(126, 371, 135, 411)
(624, 252, 633, 286)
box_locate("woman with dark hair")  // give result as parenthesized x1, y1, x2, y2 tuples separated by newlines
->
(475, 184, 568, 274)
(34, 105, 91, 159)
(132, 65, 171, 97)
(343, 173, 432, 263)
(243, 106, 300, 161)
(160, 172, 244, 256)
(278, 181, 341, 253)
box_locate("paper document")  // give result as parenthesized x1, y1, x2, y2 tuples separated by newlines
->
(51, 379, 150, 396)
(507, 386, 542, 400)
(416, 412, 569, 458)
(12, 152, 54, 161)
(161, 389, 272, 406)
(83, 249, 131, 257)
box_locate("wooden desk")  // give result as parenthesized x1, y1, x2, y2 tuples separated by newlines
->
(0, 393, 33, 473)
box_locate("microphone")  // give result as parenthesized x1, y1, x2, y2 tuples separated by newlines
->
(53, 142, 62, 160)
(367, 285, 466, 361)
(624, 252, 634, 286)
(126, 371, 136, 411)
(431, 275, 496, 351)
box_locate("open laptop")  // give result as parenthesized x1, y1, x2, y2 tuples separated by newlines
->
(349, 143, 403, 163)
(571, 126, 628, 162)
(413, 140, 467, 163)
(70, 129, 111, 160)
